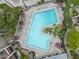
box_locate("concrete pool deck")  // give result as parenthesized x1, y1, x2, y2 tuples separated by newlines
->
(17, 2, 64, 57)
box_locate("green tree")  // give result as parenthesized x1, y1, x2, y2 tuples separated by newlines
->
(0, 4, 22, 41)
(68, 27, 79, 50)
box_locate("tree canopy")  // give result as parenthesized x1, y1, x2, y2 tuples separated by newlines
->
(68, 27, 79, 50)
(0, 4, 22, 41)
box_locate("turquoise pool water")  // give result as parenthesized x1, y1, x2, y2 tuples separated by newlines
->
(24, 9, 57, 51)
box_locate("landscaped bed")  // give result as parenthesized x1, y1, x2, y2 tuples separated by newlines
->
(63, 0, 79, 59)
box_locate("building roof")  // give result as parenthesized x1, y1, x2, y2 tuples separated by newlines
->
(0, 0, 5, 4)
(43, 53, 68, 59)
(6, 0, 23, 7)
(73, 15, 79, 26)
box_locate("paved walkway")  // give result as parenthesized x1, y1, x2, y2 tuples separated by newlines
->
(0, 36, 6, 50)
(64, 29, 72, 59)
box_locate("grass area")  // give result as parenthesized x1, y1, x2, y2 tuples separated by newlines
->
(64, 0, 79, 50)
(63, 0, 73, 28)
(68, 27, 79, 50)
(63, 0, 79, 59)
(71, 0, 79, 6)
(0, 4, 22, 41)
(64, 0, 79, 26)
(63, 0, 79, 29)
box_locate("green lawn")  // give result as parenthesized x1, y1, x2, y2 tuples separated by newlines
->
(63, 0, 73, 28)
(68, 27, 79, 50)
(0, 4, 22, 41)
(65, 0, 79, 50)
(71, 0, 79, 6)
(63, 0, 79, 28)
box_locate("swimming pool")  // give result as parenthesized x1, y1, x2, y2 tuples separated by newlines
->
(24, 8, 58, 52)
